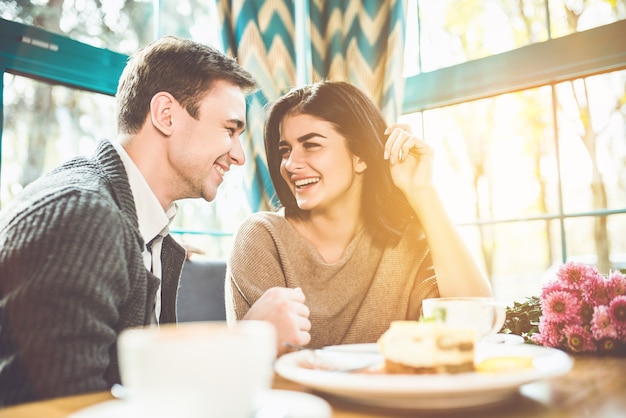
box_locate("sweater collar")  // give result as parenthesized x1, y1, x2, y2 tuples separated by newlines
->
(91, 139, 139, 232)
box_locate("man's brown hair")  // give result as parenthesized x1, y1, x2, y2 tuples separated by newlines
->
(116, 36, 256, 134)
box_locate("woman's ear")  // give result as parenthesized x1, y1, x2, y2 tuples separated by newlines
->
(150, 92, 174, 136)
(354, 156, 368, 174)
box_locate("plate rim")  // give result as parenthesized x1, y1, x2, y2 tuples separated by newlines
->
(274, 342, 573, 410)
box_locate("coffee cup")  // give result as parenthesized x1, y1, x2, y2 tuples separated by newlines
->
(117, 320, 276, 418)
(421, 297, 506, 340)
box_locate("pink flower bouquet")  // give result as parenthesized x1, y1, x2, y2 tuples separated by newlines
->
(532, 262, 626, 354)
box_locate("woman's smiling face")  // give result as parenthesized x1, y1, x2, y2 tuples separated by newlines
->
(277, 113, 367, 213)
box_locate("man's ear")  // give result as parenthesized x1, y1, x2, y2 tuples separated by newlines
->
(150, 92, 174, 136)
(354, 156, 367, 174)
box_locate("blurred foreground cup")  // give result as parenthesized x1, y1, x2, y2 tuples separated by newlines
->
(117, 320, 276, 418)
(421, 297, 506, 340)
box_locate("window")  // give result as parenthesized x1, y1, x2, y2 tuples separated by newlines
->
(401, 0, 626, 303)
(2, 74, 114, 204)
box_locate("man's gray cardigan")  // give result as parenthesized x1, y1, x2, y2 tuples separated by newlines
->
(0, 140, 186, 406)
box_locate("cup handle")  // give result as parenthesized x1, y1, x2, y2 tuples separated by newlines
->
(485, 302, 507, 335)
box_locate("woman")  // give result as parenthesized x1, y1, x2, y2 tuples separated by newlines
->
(225, 80, 492, 355)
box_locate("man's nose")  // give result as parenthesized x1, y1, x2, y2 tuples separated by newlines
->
(229, 135, 246, 166)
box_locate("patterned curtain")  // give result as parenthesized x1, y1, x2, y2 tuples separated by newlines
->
(218, 0, 406, 211)
(308, 0, 406, 122)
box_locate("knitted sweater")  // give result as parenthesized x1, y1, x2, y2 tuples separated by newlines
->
(0, 140, 186, 406)
(226, 211, 439, 348)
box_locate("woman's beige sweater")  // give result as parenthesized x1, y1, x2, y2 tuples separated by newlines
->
(226, 211, 438, 348)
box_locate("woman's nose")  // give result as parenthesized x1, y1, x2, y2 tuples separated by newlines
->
(283, 149, 303, 171)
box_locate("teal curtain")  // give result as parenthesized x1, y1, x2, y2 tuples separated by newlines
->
(218, 0, 406, 211)
(307, 0, 406, 122)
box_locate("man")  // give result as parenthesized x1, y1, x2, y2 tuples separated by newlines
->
(0, 36, 256, 406)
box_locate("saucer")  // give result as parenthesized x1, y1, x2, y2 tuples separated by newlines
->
(256, 389, 332, 418)
(482, 333, 525, 345)
(69, 389, 331, 418)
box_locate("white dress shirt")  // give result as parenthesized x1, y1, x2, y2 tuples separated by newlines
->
(111, 141, 177, 324)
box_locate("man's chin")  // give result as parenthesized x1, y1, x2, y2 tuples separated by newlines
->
(201, 194, 217, 203)
(201, 187, 218, 202)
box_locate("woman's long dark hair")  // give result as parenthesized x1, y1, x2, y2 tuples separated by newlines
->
(264, 80, 416, 244)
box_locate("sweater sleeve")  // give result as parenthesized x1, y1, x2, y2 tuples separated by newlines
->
(0, 189, 133, 405)
(225, 214, 288, 321)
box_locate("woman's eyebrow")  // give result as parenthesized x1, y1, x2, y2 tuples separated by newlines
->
(278, 132, 327, 147)
(297, 132, 326, 142)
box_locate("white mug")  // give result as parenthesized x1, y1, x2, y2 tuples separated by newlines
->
(421, 297, 506, 340)
(117, 320, 276, 418)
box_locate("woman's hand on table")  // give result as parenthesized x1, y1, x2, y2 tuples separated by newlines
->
(244, 287, 312, 356)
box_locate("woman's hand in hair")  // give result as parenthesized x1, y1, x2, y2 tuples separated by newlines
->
(383, 123, 434, 195)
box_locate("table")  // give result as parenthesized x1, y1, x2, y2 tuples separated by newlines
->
(1, 354, 625, 418)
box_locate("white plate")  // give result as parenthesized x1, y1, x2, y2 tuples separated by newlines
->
(274, 342, 573, 411)
(68, 389, 331, 418)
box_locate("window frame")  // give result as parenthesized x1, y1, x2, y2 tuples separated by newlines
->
(0, 18, 126, 95)
(403, 20, 626, 112)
